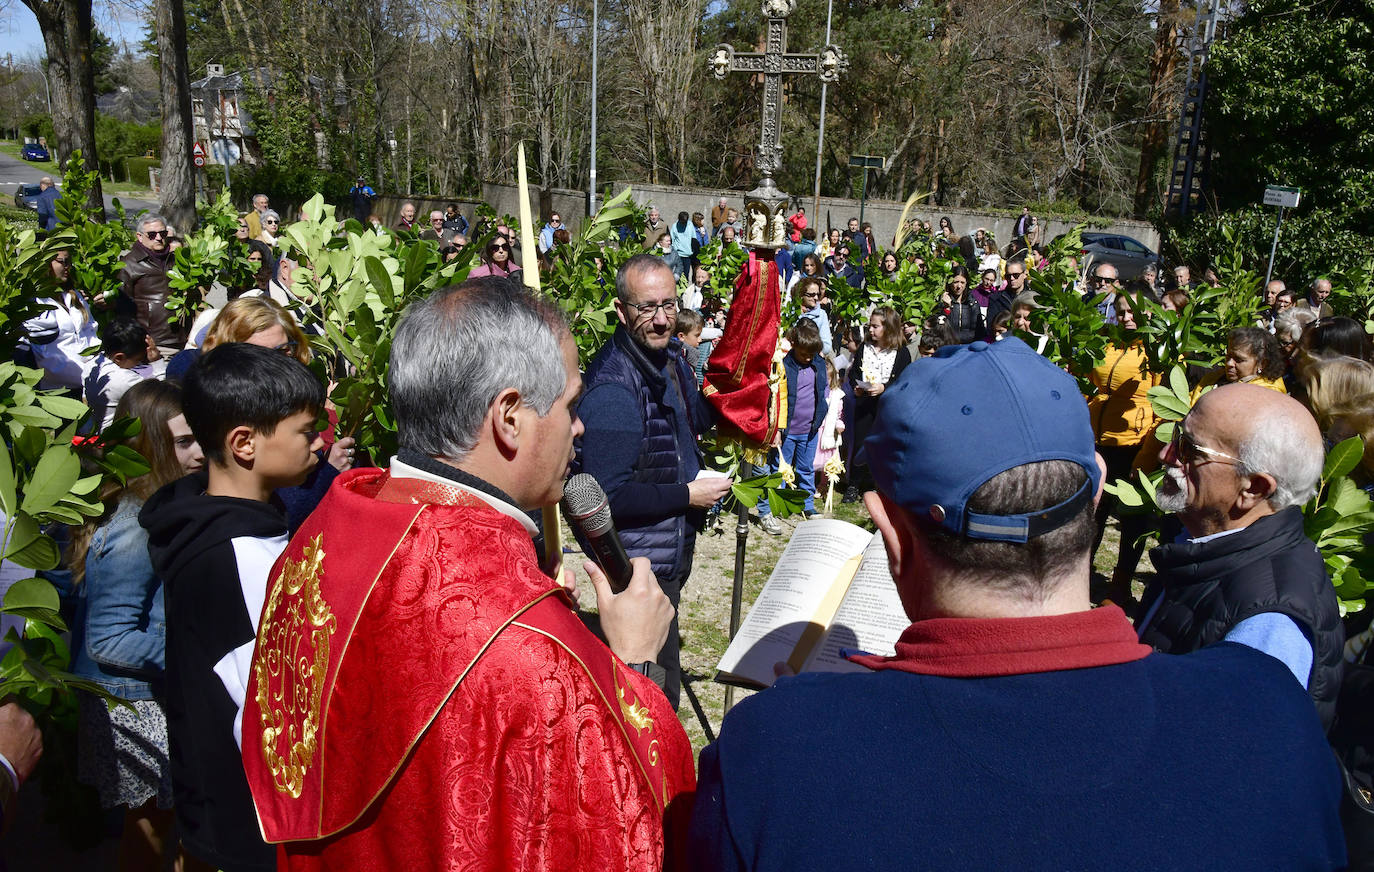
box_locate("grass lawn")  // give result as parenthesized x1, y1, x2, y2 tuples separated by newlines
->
(0, 140, 60, 175)
(0, 141, 153, 200)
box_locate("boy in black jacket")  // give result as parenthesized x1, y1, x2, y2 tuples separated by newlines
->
(142, 343, 324, 872)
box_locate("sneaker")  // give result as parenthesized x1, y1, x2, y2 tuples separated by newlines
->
(759, 514, 783, 536)
(804, 510, 822, 520)
(841, 487, 861, 504)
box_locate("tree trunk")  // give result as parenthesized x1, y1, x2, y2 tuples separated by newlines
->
(1133, 0, 1181, 216)
(155, 0, 197, 231)
(24, 0, 104, 217)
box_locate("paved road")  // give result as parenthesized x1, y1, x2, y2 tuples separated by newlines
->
(0, 147, 161, 225)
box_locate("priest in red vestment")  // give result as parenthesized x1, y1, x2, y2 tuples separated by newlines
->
(241, 277, 696, 871)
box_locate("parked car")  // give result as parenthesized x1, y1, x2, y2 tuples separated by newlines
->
(1078, 232, 1159, 280)
(13, 183, 43, 211)
(20, 142, 50, 162)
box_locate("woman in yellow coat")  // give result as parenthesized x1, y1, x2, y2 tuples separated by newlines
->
(1086, 293, 1161, 611)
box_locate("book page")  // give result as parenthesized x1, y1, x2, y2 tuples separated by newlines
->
(801, 533, 909, 674)
(715, 519, 873, 688)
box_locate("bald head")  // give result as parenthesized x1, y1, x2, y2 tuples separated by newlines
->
(1196, 383, 1323, 509)
(1264, 279, 1286, 307)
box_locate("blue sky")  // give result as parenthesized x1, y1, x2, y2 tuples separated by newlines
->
(3, 3, 146, 60)
(3, 4, 46, 58)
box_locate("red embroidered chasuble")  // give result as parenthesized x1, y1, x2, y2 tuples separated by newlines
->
(242, 468, 696, 871)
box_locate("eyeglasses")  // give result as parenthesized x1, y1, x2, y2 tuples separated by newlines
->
(1169, 427, 1241, 469)
(1089, 273, 1116, 284)
(264, 219, 280, 225)
(143, 229, 169, 238)
(53, 257, 71, 265)
(627, 299, 678, 319)
(492, 243, 511, 252)
(272, 340, 299, 355)
(1006, 271, 1024, 279)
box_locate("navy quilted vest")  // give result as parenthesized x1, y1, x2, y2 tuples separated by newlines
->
(577, 329, 703, 581)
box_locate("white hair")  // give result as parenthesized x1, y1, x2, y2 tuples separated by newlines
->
(1237, 414, 1322, 510)
(1275, 308, 1316, 344)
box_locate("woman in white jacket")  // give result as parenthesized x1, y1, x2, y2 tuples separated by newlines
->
(24, 249, 99, 393)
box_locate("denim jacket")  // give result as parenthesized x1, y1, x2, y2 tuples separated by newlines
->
(70, 498, 166, 700)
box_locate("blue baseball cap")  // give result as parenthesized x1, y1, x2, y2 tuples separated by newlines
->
(865, 337, 1100, 543)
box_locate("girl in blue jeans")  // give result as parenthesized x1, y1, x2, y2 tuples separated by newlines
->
(759, 318, 830, 534)
(69, 380, 204, 869)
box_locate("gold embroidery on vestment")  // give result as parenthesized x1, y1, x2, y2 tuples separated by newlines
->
(256, 533, 335, 798)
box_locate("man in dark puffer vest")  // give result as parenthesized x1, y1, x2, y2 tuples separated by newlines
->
(576, 255, 731, 709)
(1140, 383, 1342, 730)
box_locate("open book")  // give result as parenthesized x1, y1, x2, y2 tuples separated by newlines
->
(715, 519, 910, 689)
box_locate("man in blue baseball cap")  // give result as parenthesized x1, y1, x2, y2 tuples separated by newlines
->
(689, 337, 1345, 871)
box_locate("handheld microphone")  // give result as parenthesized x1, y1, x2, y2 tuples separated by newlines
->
(562, 473, 634, 594)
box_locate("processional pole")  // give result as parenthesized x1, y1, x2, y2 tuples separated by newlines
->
(710, 0, 847, 715)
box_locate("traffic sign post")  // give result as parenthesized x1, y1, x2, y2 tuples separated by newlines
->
(848, 154, 885, 228)
(1262, 185, 1301, 288)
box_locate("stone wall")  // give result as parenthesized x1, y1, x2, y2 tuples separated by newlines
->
(609, 181, 1160, 253)
(366, 181, 1159, 253)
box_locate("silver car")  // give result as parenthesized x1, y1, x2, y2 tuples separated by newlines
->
(1079, 232, 1159, 281)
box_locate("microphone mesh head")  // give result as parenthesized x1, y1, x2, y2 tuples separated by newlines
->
(562, 473, 613, 534)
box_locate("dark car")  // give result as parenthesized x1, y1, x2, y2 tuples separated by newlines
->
(13, 183, 42, 211)
(1079, 232, 1158, 281)
(20, 142, 49, 161)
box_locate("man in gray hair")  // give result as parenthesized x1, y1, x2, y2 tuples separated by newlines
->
(1141, 383, 1343, 729)
(118, 212, 184, 356)
(241, 276, 696, 868)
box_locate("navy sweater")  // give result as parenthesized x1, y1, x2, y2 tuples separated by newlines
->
(690, 643, 1345, 871)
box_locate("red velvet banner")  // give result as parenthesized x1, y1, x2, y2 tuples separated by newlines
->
(702, 251, 783, 447)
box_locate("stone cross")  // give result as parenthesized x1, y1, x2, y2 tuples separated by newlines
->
(709, 0, 848, 182)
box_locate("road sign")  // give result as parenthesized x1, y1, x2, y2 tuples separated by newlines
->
(1263, 185, 1300, 208)
(210, 138, 241, 167)
(848, 154, 885, 170)
(192, 141, 206, 168)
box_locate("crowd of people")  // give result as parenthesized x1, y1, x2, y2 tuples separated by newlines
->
(2, 186, 1370, 871)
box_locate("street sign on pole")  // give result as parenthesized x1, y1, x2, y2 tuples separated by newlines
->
(848, 154, 885, 228)
(1262, 185, 1301, 286)
(1263, 185, 1301, 209)
(192, 141, 206, 168)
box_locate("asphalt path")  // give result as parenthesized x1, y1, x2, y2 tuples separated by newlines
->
(0, 147, 160, 225)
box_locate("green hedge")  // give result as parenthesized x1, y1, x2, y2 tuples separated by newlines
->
(226, 164, 353, 219)
(124, 157, 161, 188)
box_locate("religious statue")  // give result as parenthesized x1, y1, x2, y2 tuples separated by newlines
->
(770, 212, 786, 247)
(819, 46, 849, 83)
(746, 204, 769, 246)
(761, 0, 796, 18)
(710, 47, 733, 80)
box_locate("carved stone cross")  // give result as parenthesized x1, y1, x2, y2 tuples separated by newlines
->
(709, 0, 848, 181)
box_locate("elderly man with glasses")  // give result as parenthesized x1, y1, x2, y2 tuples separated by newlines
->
(1141, 383, 1343, 731)
(575, 254, 732, 710)
(1084, 261, 1121, 324)
(118, 213, 185, 357)
(420, 209, 447, 243)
